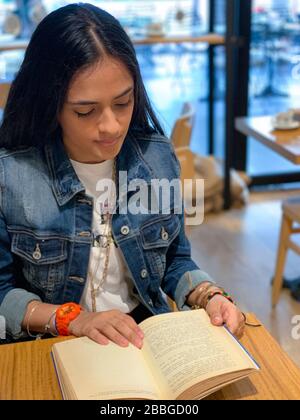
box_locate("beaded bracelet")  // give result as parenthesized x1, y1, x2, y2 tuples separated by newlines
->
(191, 286, 261, 329)
(191, 288, 235, 310)
(206, 290, 235, 307)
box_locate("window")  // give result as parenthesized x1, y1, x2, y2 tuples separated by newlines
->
(248, 0, 300, 175)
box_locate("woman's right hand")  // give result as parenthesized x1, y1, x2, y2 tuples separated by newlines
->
(68, 310, 144, 349)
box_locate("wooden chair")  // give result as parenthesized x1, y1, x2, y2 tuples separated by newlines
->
(171, 102, 195, 149)
(272, 198, 300, 307)
(167, 296, 178, 312)
(0, 82, 10, 109)
(175, 147, 196, 183)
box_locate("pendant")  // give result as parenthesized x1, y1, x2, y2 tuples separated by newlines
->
(91, 289, 97, 313)
(93, 233, 110, 248)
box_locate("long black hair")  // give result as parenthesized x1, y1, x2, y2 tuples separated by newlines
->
(0, 3, 165, 149)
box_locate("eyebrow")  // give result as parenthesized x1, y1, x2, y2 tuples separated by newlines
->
(67, 86, 134, 105)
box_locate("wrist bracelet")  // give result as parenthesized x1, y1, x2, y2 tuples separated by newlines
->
(56, 302, 82, 336)
(206, 290, 235, 308)
(44, 309, 59, 337)
(191, 287, 235, 310)
(188, 282, 213, 308)
(26, 301, 44, 340)
(199, 285, 220, 308)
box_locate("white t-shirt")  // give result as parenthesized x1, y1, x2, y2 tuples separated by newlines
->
(70, 158, 139, 313)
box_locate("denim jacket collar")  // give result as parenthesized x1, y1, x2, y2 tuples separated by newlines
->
(116, 133, 155, 183)
(44, 136, 85, 206)
(44, 132, 155, 207)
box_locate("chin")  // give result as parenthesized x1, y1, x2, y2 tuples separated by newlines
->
(99, 151, 118, 161)
(93, 141, 123, 161)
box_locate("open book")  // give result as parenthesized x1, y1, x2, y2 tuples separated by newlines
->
(52, 309, 259, 400)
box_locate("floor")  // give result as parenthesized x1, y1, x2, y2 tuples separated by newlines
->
(186, 189, 300, 368)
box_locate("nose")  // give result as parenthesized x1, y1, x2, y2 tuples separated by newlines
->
(97, 107, 120, 138)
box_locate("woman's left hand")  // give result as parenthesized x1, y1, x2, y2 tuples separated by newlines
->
(205, 294, 245, 339)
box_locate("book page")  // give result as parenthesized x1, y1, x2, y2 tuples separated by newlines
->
(52, 337, 162, 400)
(140, 310, 256, 399)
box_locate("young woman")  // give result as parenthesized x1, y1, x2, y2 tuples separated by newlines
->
(0, 3, 245, 347)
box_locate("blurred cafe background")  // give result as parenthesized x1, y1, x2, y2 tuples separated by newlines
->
(0, 0, 300, 366)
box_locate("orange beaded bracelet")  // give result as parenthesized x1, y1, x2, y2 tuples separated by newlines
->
(56, 302, 82, 336)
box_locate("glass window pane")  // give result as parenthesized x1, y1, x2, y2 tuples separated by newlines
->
(0, 0, 212, 152)
(248, 0, 300, 176)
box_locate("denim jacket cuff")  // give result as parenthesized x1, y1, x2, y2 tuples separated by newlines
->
(0, 289, 42, 339)
(174, 269, 215, 311)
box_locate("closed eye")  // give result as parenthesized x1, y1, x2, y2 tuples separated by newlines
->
(75, 109, 94, 118)
(115, 99, 133, 108)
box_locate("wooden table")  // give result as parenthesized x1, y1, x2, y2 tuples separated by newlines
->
(235, 116, 300, 165)
(133, 33, 224, 46)
(1, 314, 300, 400)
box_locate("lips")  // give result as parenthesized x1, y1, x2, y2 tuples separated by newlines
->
(94, 138, 119, 147)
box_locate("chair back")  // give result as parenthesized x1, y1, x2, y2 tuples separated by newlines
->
(171, 102, 195, 149)
(0, 82, 11, 109)
(175, 147, 195, 182)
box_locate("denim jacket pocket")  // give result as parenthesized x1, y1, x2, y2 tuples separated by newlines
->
(11, 232, 68, 301)
(140, 215, 181, 278)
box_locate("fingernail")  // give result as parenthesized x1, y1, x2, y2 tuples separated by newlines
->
(135, 339, 143, 349)
(137, 329, 144, 338)
(120, 339, 129, 347)
(214, 317, 221, 323)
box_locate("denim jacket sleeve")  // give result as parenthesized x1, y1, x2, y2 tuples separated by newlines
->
(160, 145, 214, 310)
(161, 210, 215, 311)
(0, 190, 41, 340)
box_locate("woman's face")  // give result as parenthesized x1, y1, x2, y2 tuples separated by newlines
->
(59, 56, 135, 163)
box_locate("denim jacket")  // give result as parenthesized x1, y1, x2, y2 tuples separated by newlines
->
(0, 132, 213, 339)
